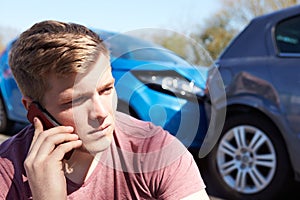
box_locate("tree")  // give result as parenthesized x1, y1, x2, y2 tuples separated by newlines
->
(192, 0, 299, 60)
(191, 10, 237, 62)
(150, 0, 299, 64)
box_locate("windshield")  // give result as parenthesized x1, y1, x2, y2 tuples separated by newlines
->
(97, 30, 190, 66)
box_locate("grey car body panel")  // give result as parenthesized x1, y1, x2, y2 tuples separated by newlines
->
(212, 5, 300, 180)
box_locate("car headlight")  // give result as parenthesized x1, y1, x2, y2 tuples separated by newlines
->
(132, 70, 205, 100)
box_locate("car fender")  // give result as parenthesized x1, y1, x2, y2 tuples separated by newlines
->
(225, 94, 300, 177)
(0, 73, 27, 122)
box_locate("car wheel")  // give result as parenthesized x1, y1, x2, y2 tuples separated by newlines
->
(203, 113, 293, 200)
(0, 96, 13, 133)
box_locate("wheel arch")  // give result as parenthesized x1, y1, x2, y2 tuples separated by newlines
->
(226, 103, 295, 174)
(226, 94, 288, 145)
(226, 103, 284, 144)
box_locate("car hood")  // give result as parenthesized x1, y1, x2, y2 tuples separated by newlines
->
(111, 57, 208, 89)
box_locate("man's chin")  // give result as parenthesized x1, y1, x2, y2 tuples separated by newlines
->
(79, 138, 113, 155)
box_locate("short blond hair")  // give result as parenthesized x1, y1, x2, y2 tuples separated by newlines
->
(9, 20, 109, 103)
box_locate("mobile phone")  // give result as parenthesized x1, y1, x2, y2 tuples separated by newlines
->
(27, 101, 73, 160)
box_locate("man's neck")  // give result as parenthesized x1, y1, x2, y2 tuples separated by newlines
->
(63, 150, 102, 184)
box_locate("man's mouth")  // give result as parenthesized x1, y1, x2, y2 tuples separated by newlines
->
(88, 124, 111, 136)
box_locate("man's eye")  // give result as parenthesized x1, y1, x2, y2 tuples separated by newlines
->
(100, 87, 113, 95)
(72, 96, 87, 105)
(60, 100, 73, 109)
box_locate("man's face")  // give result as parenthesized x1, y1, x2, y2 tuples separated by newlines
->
(43, 54, 117, 155)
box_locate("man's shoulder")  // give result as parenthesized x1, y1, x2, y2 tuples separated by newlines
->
(115, 111, 174, 143)
(114, 111, 187, 159)
(0, 125, 33, 198)
(115, 111, 158, 131)
(0, 125, 33, 157)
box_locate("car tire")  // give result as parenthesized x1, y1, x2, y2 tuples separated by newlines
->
(203, 113, 293, 200)
(0, 96, 13, 133)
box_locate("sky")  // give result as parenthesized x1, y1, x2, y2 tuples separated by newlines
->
(0, 0, 221, 44)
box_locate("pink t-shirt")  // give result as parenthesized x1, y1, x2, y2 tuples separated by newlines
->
(0, 112, 206, 199)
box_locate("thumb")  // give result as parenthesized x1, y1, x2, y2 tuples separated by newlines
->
(32, 117, 44, 141)
(27, 117, 45, 154)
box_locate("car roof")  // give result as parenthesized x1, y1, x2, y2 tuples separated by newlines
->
(219, 4, 300, 59)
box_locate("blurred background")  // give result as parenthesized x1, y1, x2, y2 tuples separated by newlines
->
(1, 1, 300, 199)
(1, 0, 299, 66)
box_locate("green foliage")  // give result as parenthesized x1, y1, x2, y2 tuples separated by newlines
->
(191, 10, 238, 61)
(148, 31, 215, 67)
(158, 34, 187, 59)
(152, 0, 299, 64)
(192, 0, 298, 61)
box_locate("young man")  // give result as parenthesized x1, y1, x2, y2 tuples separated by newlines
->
(0, 20, 210, 199)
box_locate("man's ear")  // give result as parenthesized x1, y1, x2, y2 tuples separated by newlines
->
(22, 96, 33, 111)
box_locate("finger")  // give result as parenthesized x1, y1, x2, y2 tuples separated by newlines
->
(33, 133, 80, 161)
(27, 120, 74, 159)
(32, 117, 44, 144)
(50, 140, 83, 161)
(27, 117, 44, 154)
(34, 117, 44, 134)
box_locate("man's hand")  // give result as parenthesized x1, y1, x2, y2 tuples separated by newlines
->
(24, 117, 82, 200)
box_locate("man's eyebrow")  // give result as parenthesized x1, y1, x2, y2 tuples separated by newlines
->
(58, 77, 115, 103)
(58, 92, 73, 104)
(98, 78, 115, 89)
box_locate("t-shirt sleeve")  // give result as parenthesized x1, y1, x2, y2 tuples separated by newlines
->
(155, 150, 206, 200)
(0, 158, 15, 198)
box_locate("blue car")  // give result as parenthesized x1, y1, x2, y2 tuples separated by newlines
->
(0, 29, 209, 150)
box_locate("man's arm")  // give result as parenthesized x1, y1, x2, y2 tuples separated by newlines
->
(153, 145, 210, 199)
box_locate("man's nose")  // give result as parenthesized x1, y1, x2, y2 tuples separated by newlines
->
(90, 94, 108, 120)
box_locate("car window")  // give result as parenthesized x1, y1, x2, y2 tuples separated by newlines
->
(275, 15, 300, 54)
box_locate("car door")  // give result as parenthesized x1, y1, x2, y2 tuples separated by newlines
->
(268, 15, 300, 135)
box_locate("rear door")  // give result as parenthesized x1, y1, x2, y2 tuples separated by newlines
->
(269, 15, 300, 135)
